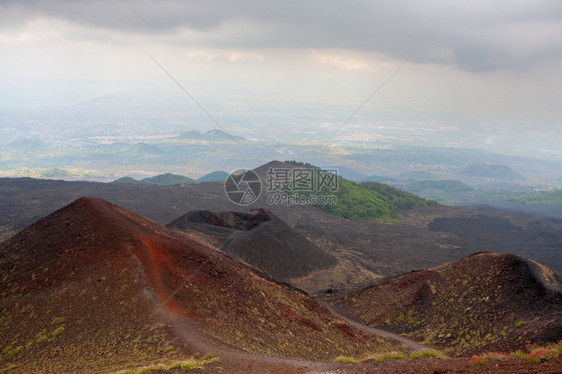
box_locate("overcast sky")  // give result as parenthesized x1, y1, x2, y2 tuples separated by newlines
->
(1, 0, 561, 154)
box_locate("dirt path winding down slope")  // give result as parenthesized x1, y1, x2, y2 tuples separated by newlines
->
(165, 312, 339, 374)
(164, 297, 431, 374)
(316, 299, 430, 352)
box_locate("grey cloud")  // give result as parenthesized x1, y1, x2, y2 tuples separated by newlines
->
(0, 0, 231, 31)
(2, 0, 562, 71)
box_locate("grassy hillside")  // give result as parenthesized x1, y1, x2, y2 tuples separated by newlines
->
(285, 161, 437, 220)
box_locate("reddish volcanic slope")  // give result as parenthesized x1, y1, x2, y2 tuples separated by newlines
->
(0, 197, 401, 373)
(332, 252, 562, 356)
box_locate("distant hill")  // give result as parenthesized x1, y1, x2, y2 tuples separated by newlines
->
(39, 167, 71, 178)
(196, 170, 229, 183)
(332, 252, 562, 356)
(167, 208, 337, 282)
(0, 197, 400, 372)
(176, 129, 245, 142)
(176, 129, 207, 140)
(112, 176, 142, 184)
(400, 180, 475, 202)
(140, 173, 195, 185)
(127, 142, 165, 156)
(113, 173, 195, 186)
(403, 180, 474, 194)
(397, 171, 439, 181)
(461, 163, 524, 180)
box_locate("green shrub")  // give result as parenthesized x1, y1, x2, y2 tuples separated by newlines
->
(35, 334, 48, 344)
(469, 355, 486, 366)
(51, 325, 65, 338)
(528, 356, 540, 364)
(511, 350, 526, 358)
(3, 346, 23, 359)
(116, 357, 218, 373)
(376, 352, 407, 363)
(51, 317, 65, 325)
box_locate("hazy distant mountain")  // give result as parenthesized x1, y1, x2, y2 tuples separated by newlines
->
(176, 129, 245, 142)
(196, 170, 229, 183)
(114, 171, 227, 185)
(112, 176, 141, 184)
(401, 180, 475, 202)
(398, 171, 440, 181)
(461, 163, 524, 180)
(127, 142, 165, 157)
(113, 173, 195, 186)
(175, 130, 208, 140)
(39, 167, 71, 178)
